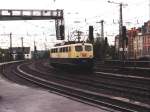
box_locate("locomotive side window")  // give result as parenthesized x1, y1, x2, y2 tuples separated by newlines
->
(63, 47, 65, 52)
(51, 48, 58, 53)
(60, 47, 70, 52)
(54, 48, 58, 53)
(61, 47, 67, 52)
(60, 48, 63, 52)
(65, 47, 68, 52)
(68, 47, 71, 51)
(51, 49, 54, 53)
(75, 45, 83, 51)
(85, 45, 92, 51)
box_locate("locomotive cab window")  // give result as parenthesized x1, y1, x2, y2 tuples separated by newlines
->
(63, 47, 65, 52)
(85, 45, 92, 51)
(75, 45, 83, 51)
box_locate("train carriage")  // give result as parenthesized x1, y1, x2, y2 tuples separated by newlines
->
(49, 42, 94, 70)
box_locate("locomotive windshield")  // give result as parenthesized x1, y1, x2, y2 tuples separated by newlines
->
(75, 45, 83, 51)
(85, 45, 92, 51)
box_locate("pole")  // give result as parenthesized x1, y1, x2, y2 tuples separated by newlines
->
(149, 0, 150, 19)
(34, 40, 37, 59)
(101, 20, 104, 39)
(119, 3, 124, 60)
(34, 41, 36, 51)
(10, 33, 12, 50)
(108, 1, 127, 60)
(21, 37, 24, 48)
(21, 37, 24, 59)
(9, 32, 12, 60)
(2, 54, 5, 72)
(96, 20, 104, 40)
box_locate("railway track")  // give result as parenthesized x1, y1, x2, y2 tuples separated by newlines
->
(32, 60, 150, 103)
(1, 60, 150, 112)
(94, 61, 150, 78)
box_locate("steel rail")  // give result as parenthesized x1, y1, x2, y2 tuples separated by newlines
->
(11, 63, 150, 112)
(28, 63, 150, 98)
(30, 61, 150, 103)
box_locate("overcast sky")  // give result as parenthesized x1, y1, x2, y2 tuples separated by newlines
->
(0, 0, 149, 50)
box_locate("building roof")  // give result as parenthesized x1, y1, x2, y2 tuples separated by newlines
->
(10, 47, 30, 54)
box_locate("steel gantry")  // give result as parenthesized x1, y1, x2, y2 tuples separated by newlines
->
(0, 9, 65, 40)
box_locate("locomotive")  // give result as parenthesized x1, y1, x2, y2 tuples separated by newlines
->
(49, 41, 94, 70)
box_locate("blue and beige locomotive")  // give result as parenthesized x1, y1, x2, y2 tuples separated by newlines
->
(49, 41, 94, 70)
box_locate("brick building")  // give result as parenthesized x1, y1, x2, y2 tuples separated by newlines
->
(128, 21, 150, 59)
(127, 28, 137, 59)
(143, 34, 150, 57)
(115, 20, 150, 60)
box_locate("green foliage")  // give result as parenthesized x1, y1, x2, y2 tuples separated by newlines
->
(108, 45, 118, 59)
(0, 48, 11, 62)
(43, 50, 50, 58)
(93, 38, 101, 59)
(33, 50, 49, 59)
(93, 36, 117, 60)
(93, 37, 109, 60)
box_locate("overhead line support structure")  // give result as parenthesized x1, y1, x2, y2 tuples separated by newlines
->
(108, 1, 128, 60)
(9, 33, 12, 60)
(0, 9, 65, 40)
(96, 20, 104, 40)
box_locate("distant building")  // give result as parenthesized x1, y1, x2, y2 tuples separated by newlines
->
(127, 28, 138, 59)
(143, 34, 150, 58)
(143, 21, 150, 33)
(114, 34, 128, 59)
(126, 21, 150, 60)
(115, 20, 150, 60)
(132, 32, 143, 59)
(114, 35, 119, 54)
(10, 47, 31, 60)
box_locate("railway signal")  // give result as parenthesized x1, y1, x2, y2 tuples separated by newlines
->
(89, 26, 94, 43)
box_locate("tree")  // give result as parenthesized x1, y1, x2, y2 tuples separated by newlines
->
(93, 35, 109, 60)
(103, 37, 109, 58)
(93, 38, 101, 59)
(108, 45, 118, 59)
